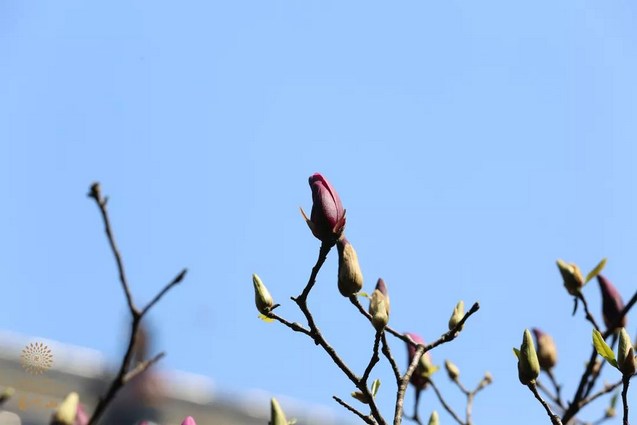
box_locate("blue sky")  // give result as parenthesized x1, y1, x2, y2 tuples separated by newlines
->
(1, 1, 637, 424)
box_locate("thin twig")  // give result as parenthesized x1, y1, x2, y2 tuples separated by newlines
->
(333, 395, 376, 425)
(87, 183, 186, 425)
(382, 333, 401, 383)
(403, 389, 423, 425)
(393, 303, 481, 424)
(529, 382, 563, 425)
(429, 379, 464, 425)
(578, 379, 623, 408)
(267, 311, 312, 337)
(621, 375, 630, 425)
(362, 330, 382, 384)
(290, 244, 386, 424)
(577, 292, 602, 332)
(546, 369, 565, 409)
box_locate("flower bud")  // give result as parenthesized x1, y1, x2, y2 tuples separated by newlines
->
(532, 328, 558, 371)
(270, 397, 288, 425)
(181, 417, 197, 425)
(557, 259, 584, 295)
(51, 392, 79, 425)
(405, 333, 436, 389)
(617, 328, 637, 376)
(374, 278, 390, 313)
(253, 274, 274, 314)
(448, 300, 465, 331)
(336, 238, 363, 297)
(517, 329, 540, 385)
(483, 371, 493, 385)
(369, 288, 389, 330)
(301, 173, 346, 245)
(597, 275, 626, 330)
(444, 359, 460, 381)
(428, 411, 439, 425)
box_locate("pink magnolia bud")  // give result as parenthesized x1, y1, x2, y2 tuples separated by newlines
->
(374, 278, 390, 313)
(181, 417, 197, 425)
(405, 333, 434, 390)
(532, 328, 558, 371)
(302, 173, 346, 244)
(597, 275, 626, 329)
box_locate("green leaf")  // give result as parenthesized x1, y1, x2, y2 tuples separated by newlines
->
(258, 314, 274, 323)
(585, 258, 607, 284)
(371, 379, 381, 397)
(357, 292, 370, 299)
(512, 348, 520, 360)
(351, 391, 369, 404)
(592, 329, 618, 368)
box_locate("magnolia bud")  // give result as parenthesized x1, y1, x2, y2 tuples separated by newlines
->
(483, 371, 493, 385)
(270, 397, 288, 425)
(444, 359, 460, 381)
(428, 411, 439, 425)
(556, 259, 584, 296)
(532, 328, 558, 371)
(617, 328, 637, 376)
(405, 333, 432, 389)
(448, 300, 465, 331)
(252, 274, 274, 314)
(336, 238, 363, 297)
(374, 278, 390, 313)
(369, 288, 389, 330)
(517, 329, 540, 385)
(597, 275, 626, 329)
(301, 173, 346, 245)
(51, 392, 79, 425)
(181, 417, 197, 425)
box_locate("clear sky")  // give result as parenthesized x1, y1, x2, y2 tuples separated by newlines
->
(1, 1, 637, 424)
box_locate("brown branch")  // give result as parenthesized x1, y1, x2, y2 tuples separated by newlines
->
(429, 379, 464, 425)
(382, 333, 402, 383)
(393, 303, 481, 424)
(87, 183, 186, 425)
(577, 292, 602, 332)
(578, 380, 622, 408)
(529, 382, 563, 425)
(267, 311, 312, 337)
(333, 395, 376, 424)
(362, 330, 382, 384)
(621, 375, 630, 425)
(290, 244, 386, 424)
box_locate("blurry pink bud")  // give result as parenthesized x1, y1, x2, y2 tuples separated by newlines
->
(301, 173, 346, 245)
(597, 275, 626, 329)
(532, 328, 558, 371)
(181, 417, 197, 425)
(374, 278, 390, 313)
(405, 333, 435, 390)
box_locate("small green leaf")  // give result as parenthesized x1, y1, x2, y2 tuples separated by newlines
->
(585, 258, 607, 284)
(287, 419, 297, 425)
(258, 314, 274, 323)
(512, 348, 520, 359)
(592, 329, 618, 368)
(357, 291, 370, 299)
(371, 379, 381, 397)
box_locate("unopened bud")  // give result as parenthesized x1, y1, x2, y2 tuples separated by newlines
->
(374, 278, 390, 313)
(369, 288, 389, 330)
(428, 411, 439, 425)
(181, 417, 197, 425)
(597, 275, 626, 329)
(51, 392, 79, 425)
(444, 359, 460, 381)
(336, 238, 363, 297)
(556, 259, 584, 295)
(532, 328, 558, 371)
(448, 300, 465, 331)
(618, 328, 637, 376)
(517, 329, 540, 385)
(483, 371, 493, 385)
(270, 398, 288, 425)
(253, 274, 274, 314)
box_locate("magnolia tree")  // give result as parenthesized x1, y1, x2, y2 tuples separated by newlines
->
(1, 177, 635, 425)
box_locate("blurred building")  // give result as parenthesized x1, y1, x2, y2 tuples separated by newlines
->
(0, 332, 352, 425)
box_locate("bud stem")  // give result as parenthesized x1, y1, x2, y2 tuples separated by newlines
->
(622, 374, 630, 425)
